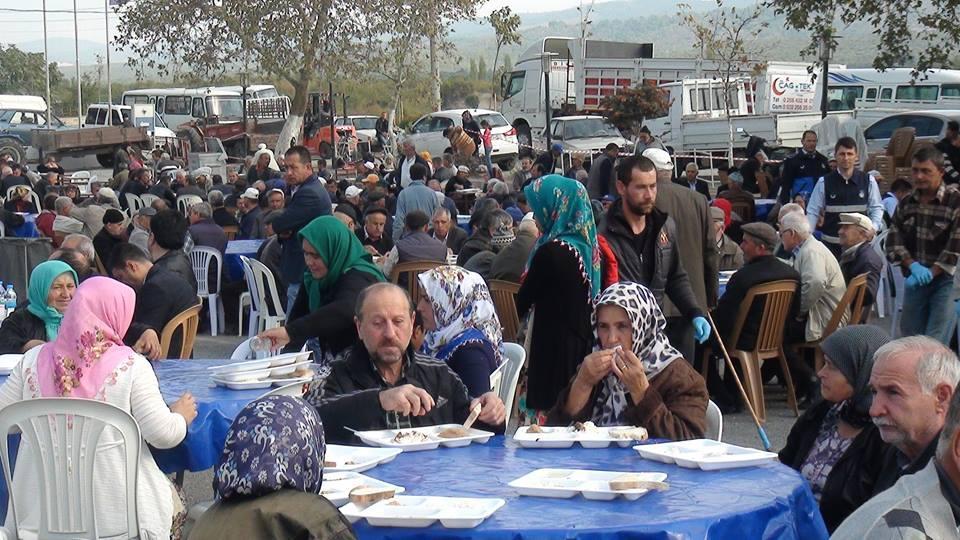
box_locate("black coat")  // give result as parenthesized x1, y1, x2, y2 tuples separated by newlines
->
(600, 204, 703, 321)
(516, 240, 594, 410)
(840, 241, 884, 317)
(0, 307, 46, 354)
(778, 150, 830, 204)
(124, 265, 199, 358)
(154, 249, 198, 294)
(271, 176, 332, 285)
(779, 401, 889, 533)
(674, 179, 711, 200)
(456, 232, 492, 267)
(284, 269, 382, 355)
(711, 254, 800, 350)
(433, 225, 467, 254)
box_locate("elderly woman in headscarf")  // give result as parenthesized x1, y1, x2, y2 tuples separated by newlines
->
(548, 282, 708, 439)
(0, 260, 77, 354)
(259, 216, 386, 368)
(779, 325, 892, 532)
(0, 276, 197, 539)
(3, 185, 37, 214)
(516, 175, 600, 426)
(417, 266, 504, 397)
(188, 395, 355, 540)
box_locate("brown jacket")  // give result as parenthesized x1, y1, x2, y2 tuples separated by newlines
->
(546, 358, 708, 440)
(655, 180, 718, 313)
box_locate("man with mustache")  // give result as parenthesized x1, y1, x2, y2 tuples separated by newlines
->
(312, 283, 505, 443)
(869, 335, 960, 495)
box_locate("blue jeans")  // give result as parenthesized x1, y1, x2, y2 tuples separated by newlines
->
(286, 282, 301, 317)
(901, 273, 957, 345)
(484, 146, 494, 177)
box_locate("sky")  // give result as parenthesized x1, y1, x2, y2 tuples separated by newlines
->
(477, 0, 615, 16)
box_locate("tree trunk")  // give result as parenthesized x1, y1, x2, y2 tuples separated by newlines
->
(428, 3, 441, 112)
(491, 44, 502, 108)
(276, 75, 310, 156)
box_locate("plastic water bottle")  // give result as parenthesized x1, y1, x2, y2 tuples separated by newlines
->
(0, 281, 6, 322)
(4, 285, 16, 315)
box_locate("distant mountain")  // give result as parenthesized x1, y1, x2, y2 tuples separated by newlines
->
(14, 37, 128, 66)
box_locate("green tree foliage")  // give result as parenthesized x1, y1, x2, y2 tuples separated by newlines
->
(767, 0, 960, 74)
(478, 57, 487, 80)
(0, 45, 63, 96)
(601, 85, 668, 136)
(487, 6, 521, 105)
(469, 58, 478, 79)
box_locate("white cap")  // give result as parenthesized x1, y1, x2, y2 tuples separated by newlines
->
(191, 166, 212, 177)
(241, 188, 260, 200)
(97, 187, 117, 200)
(364, 161, 376, 170)
(839, 212, 875, 232)
(457, 165, 470, 173)
(521, 212, 535, 223)
(345, 185, 363, 198)
(642, 148, 673, 171)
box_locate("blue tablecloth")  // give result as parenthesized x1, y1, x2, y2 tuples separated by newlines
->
(11, 214, 38, 238)
(351, 438, 828, 539)
(223, 239, 264, 282)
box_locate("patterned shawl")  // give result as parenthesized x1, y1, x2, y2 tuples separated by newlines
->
(417, 265, 504, 366)
(591, 282, 682, 426)
(213, 395, 326, 500)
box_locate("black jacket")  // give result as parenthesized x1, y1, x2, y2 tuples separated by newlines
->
(839, 241, 884, 318)
(674, 179, 711, 200)
(0, 307, 46, 354)
(317, 346, 500, 444)
(779, 150, 830, 204)
(779, 401, 889, 532)
(456, 232, 492, 267)
(284, 269, 382, 354)
(600, 204, 703, 321)
(711, 254, 800, 350)
(125, 265, 199, 358)
(154, 249, 198, 294)
(873, 434, 939, 496)
(433, 226, 467, 254)
(271, 175, 333, 284)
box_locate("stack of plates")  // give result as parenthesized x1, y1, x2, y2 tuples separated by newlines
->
(208, 351, 314, 390)
(0, 354, 23, 376)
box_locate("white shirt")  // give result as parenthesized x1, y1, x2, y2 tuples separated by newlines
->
(400, 156, 415, 188)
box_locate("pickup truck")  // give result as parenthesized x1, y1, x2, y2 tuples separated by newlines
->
(0, 94, 68, 163)
(82, 103, 179, 166)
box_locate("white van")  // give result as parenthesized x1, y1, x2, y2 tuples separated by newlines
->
(121, 88, 244, 129)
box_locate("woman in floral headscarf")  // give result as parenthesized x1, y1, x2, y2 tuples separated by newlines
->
(417, 265, 503, 396)
(189, 395, 356, 540)
(548, 282, 708, 440)
(0, 276, 197, 539)
(515, 175, 600, 425)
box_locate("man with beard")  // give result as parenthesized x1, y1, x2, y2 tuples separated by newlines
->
(599, 155, 711, 357)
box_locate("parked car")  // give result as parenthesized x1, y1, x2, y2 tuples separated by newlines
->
(335, 115, 402, 152)
(863, 110, 960, 154)
(540, 115, 633, 167)
(83, 104, 179, 167)
(403, 108, 519, 169)
(0, 95, 66, 163)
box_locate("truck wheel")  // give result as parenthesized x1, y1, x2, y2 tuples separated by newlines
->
(0, 138, 25, 164)
(318, 142, 333, 159)
(515, 124, 532, 157)
(96, 153, 114, 168)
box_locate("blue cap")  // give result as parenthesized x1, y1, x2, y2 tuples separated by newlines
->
(551, 143, 563, 152)
(505, 205, 524, 224)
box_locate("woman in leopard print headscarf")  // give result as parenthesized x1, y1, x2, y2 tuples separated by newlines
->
(547, 282, 710, 440)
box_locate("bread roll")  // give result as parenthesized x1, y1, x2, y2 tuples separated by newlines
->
(348, 486, 396, 505)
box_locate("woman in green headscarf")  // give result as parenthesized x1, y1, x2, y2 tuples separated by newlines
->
(0, 260, 78, 354)
(259, 216, 386, 366)
(515, 175, 599, 426)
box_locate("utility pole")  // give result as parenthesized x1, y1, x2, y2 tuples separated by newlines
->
(819, 30, 832, 119)
(43, 0, 51, 125)
(105, 0, 112, 111)
(73, 0, 83, 126)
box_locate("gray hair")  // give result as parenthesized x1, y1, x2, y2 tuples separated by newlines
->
(685, 162, 699, 173)
(61, 233, 95, 263)
(208, 190, 225, 207)
(778, 202, 804, 222)
(938, 377, 960, 458)
(54, 196, 73, 214)
(190, 202, 213, 219)
(432, 206, 452, 220)
(490, 180, 509, 196)
(778, 211, 811, 238)
(875, 336, 960, 394)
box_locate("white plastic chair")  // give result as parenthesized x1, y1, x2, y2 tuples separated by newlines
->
(0, 398, 141, 539)
(139, 193, 159, 207)
(238, 291, 252, 337)
(705, 399, 723, 442)
(500, 343, 525, 424)
(176, 194, 203, 216)
(871, 230, 888, 318)
(6, 186, 41, 213)
(239, 257, 261, 338)
(240, 255, 286, 337)
(189, 246, 225, 336)
(489, 363, 505, 396)
(124, 193, 144, 215)
(0, 220, 5, 237)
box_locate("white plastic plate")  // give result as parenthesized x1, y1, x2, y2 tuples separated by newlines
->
(513, 425, 649, 448)
(0, 354, 23, 375)
(355, 425, 493, 452)
(324, 445, 402, 473)
(210, 376, 273, 390)
(269, 360, 313, 377)
(319, 471, 405, 507)
(341, 496, 505, 528)
(213, 368, 273, 383)
(269, 375, 313, 387)
(265, 350, 312, 367)
(634, 439, 778, 470)
(509, 468, 667, 501)
(207, 358, 272, 374)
